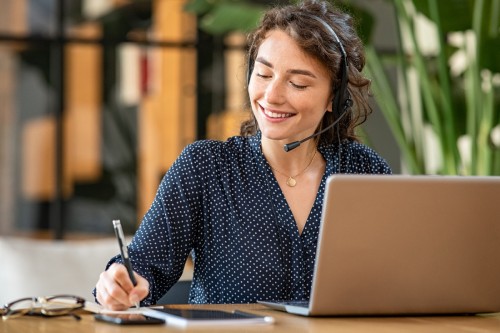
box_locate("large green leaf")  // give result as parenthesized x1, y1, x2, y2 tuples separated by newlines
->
(411, 0, 473, 32)
(198, 2, 266, 35)
(184, 0, 217, 15)
(185, 0, 375, 40)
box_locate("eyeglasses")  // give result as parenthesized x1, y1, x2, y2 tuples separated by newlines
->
(0, 295, 85, 320)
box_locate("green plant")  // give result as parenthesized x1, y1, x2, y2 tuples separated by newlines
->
(184, 0, 266, 35)
(185, 0, 500, 175)
(365, 0, 500, 175)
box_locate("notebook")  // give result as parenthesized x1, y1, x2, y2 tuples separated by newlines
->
(259, 175, 500, 316)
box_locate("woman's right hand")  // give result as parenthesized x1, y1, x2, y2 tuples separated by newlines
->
(95, 263, 150, 310)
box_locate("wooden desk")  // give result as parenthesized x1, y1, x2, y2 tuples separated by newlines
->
(1, 304, 500, 333)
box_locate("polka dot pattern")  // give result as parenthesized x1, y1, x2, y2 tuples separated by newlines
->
(97, 131, 391, 305)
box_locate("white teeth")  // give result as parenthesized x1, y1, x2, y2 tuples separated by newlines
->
(263, 108, 292, 118)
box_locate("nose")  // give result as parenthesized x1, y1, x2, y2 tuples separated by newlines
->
(264, 79, 285, 104)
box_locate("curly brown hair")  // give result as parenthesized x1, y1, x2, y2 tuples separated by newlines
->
(240, 0, 372, 145)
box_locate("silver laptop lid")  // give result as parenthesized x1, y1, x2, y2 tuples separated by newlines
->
(309, 175, 500, 316)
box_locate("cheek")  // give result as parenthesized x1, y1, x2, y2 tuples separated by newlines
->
(295, 96, 330, 119)
(248, 81, 268, 117)
(247, 83, 261, 117)
(247, 80, 255, 100)
(310, 91, 333, 113)
(248, 77, 263, 100)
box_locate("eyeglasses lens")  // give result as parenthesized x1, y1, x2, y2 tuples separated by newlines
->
(3, 298, 35, 319)
(42, 296, 83, 316)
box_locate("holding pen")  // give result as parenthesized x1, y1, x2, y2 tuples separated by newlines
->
(112, 219, 140, 308)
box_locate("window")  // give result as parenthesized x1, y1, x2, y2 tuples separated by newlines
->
(0, 0, 208, 238)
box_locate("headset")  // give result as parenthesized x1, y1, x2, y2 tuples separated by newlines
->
(246, 13, 352, 152)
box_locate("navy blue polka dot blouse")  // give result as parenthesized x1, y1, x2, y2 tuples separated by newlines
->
(99, 131, 391, 305)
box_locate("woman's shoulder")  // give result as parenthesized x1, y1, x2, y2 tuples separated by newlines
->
(344, 141, 392, 174)
(322, 140, 392, 174)
(184, 136, 250, 150)
(342, 140, 383, 157)
(181, 136, 253, 160)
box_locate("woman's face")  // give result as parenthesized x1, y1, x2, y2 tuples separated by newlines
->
(248, 29, 332, 145)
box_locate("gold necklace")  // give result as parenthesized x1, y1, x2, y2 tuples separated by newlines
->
(269, 150, 317, 187)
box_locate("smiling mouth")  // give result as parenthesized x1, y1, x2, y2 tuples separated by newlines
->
(260, 105, 294, 119)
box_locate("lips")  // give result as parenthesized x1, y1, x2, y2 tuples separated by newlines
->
(259, 104, 294, 119)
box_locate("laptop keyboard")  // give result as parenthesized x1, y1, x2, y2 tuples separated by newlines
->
(281, 300, 309, 307)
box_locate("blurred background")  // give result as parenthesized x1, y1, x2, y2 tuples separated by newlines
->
(0, 0, 498, 239)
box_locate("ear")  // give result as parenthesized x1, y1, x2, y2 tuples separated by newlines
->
(326, 96, 334, 113)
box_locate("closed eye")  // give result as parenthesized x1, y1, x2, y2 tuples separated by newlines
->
(256, 73, 271, 79)
(291, 82, 308, 90)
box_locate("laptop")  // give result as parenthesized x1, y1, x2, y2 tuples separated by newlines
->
(259, 175, 500, 316)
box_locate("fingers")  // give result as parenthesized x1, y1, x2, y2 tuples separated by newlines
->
(128, 272, 149, 306)
(96, 264, 130, 310)
(96, 263, 149, 310)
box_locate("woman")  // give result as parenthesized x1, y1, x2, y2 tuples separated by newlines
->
(95, 0, 391, 310)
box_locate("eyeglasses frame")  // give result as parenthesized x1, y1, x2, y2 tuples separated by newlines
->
(0, 294, 85, 320)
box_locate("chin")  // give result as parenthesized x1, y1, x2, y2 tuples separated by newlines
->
(259, 128, 283, 139)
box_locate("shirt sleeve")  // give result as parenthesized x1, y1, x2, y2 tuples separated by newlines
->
(95, 142, 205, 306)
(345, 142, 393, 175)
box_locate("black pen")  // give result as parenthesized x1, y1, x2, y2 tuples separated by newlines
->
(112, 219, 139, 308)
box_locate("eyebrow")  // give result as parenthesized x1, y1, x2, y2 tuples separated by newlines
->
(255, 56, 317, 79)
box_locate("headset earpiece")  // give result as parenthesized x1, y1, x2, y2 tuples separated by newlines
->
(332, 55, 350, 121)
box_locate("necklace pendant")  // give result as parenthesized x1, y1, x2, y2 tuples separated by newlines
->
(286, 177, 297, 187)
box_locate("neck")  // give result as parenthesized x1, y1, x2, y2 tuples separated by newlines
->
(261, 139, 318, 175)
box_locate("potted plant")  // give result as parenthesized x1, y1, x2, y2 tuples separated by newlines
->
(185, 0, 500, 175)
